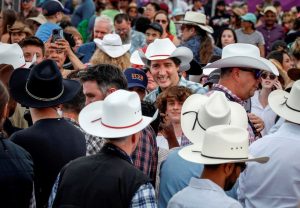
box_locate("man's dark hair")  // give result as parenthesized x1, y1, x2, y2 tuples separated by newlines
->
(148, 57, 181, 67)
(79, 64, 128, 93)
(114, 13, 130, 24)
(18, 36, 45, 55)
(61, 86, 85, 114)
(145, 2, 160, 12)
(220, 67, 233, 77)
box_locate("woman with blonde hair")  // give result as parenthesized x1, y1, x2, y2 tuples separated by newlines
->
(90, 34, 131, 71)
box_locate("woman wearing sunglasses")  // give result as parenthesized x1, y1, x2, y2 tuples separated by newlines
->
(154, 11, 180, 46)
(251, 71, 282, 136)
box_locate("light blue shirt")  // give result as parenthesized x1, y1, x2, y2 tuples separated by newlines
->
(238, 122, 300, 208)
(129, 30, 146, 54)
(144, 76, 207, 104)
(168, 178, 242, 208)
(35, 22, 61, 43)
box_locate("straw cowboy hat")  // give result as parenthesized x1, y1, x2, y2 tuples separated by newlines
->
(204, 43, 279, 75)
(175, 11, 213, 34)
(94, 34, 131, 58)
(27, 13, 47, 25)
(139, 38, 193, 71)
(0, 43, 34, 69)
(268, 80, 300, 124)
(181, 91, 248, 146)
(8, 21, 33, 36)
(9, 59, 81, 108)
(179, 125, 269, 164)
(79, 90, 157, 138)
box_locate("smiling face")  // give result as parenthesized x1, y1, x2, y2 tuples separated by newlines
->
(150, 58, 180, 91)
(165, 98, 183, 124)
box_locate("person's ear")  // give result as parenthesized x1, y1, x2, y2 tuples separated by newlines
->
(106, 87, 117, 95)
(223, 163, 235, 177)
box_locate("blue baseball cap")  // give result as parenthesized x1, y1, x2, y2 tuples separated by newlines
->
(42, 0, 69, 16)
(241, 13, 257, 25)
(124, 68, 148, 90)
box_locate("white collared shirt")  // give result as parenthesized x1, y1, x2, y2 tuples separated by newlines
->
(238, 122, 300, 208)
(168, 177, 242, 208)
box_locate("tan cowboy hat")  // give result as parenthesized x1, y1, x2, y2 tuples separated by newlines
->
(8, 21, 33, 36)
(204, 43, 279, 75)
(179, 125, 269, 164)
(27, 13, 47, 25)
(268, 80, 300, 124)
(94, 34, 131, 58)
(175, 11, 213, 34)
(79, 90, 158, 138)
(181, 91, 248, 146)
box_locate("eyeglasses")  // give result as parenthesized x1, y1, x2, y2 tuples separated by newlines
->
(155, 19, 167, 24)
(260, 73, 276, 80)
(236, 163, 247, 172)
(240, 68, 261, 79)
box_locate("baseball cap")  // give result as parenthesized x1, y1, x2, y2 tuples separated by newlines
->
(42, 0, 69, 16)
(145, 23, 163, 35)
(203, 69, 221, 87)
(124, 68, 148, 90)
(263, 6, 277, 15)
(241, 13, 257, 25)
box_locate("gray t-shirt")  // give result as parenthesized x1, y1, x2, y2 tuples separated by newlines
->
(235, 28, 265, 47)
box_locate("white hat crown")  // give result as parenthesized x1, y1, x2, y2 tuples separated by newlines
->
(101, 90, 142, 128)
(145, 38, 177, 60)
(222, 43, 260, 59)
(0, 43, 25, 69)
(102, 34, 122, 46)
(202, 125, 249, 160)
(184, 11, 207, 25)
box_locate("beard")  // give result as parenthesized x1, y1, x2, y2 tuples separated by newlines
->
(120, 32, 130, 44)
(224, 177, 237, 191)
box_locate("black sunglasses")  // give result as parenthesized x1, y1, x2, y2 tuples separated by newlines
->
(240, 68, 261, 79)
(260, 73, 276, 80)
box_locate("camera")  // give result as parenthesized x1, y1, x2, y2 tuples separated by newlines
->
(51, 29, 64, 43)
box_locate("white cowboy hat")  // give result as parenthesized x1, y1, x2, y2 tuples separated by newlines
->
(0, 43, 26, 69)
(202, 63, 218, 75)
(139, 38, 193, 71)
(204, 43, 279, 76)
(268, 80, 300, 124)
(79, 90, 157, 138)
(175, 11, 213, 34)
(179, 125, 269, 164)
(181, 91, 248, 146)
(130, 50, 145, 66)
(94, 34, 131, 58)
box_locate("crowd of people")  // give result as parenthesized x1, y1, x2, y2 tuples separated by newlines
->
(1, 0, 300, 207)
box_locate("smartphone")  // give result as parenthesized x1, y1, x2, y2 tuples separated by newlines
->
(51, 29, 64, 43)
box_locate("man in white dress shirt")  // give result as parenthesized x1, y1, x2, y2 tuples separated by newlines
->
(238, 80, 300, 208)
(167, 125, 269, 208)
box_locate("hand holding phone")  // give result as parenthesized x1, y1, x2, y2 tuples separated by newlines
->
(51, 29, 64, 43)
(273, 80, 282, 90)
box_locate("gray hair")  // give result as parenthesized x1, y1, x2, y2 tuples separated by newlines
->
(94, 15, 114, 33)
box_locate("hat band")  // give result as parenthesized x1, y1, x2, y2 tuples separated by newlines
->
(182, 19, 207, 27)
(103, 43, 123, 47)
(150, 54, 171, 58)
(101, 118, 143, 129)
(192, 150, 248, 160)
(282, 96, 300, 112)
(25, 82, 64, 101)
(182, 111, 206, 131)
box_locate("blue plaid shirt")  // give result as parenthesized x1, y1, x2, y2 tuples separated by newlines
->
(130, 182, 157, 208)
(144, 76, 207, 104)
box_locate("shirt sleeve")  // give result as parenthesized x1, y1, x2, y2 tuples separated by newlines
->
(129, 182, 157, 208)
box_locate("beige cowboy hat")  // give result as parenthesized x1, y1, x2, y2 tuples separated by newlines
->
(94, 34, 131, 58)
(79, 90, 158, 138)
(179, 125, 269, 164)
(204, 43, 279, 75)
(175, 11, 213, 34)
(181, 91, 248, 146)
(268, 80, 300, 124)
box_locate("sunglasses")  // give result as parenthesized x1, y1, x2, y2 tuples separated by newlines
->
(240, 68, 261, 79)
(155, 19, 167, 24)
(260, 73, 276, 80)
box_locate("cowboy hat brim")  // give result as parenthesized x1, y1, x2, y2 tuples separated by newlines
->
(268, 90, 300, 124)
(79, 100, 157, 138)
(175, 20, 214, 33)
(178, 144, 269, 164)
(94, 39, 131, 58)
(204, 56, 279, 76)
(181, 94, 248, 146)
(139, 47, 193, 72)
(9, 68, 81, 108)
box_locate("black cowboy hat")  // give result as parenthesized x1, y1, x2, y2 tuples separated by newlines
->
(9, 59, 81, 108)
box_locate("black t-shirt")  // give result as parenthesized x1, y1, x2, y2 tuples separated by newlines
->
(11, 118, 86, 208)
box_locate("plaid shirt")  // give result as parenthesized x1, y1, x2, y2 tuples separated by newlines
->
(209, 84, 257, 144)
(132, 125, 158, 187)
(144, 76, 207, 104)
(129, 182, 157, 208)
(65, 118, 105, 155)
